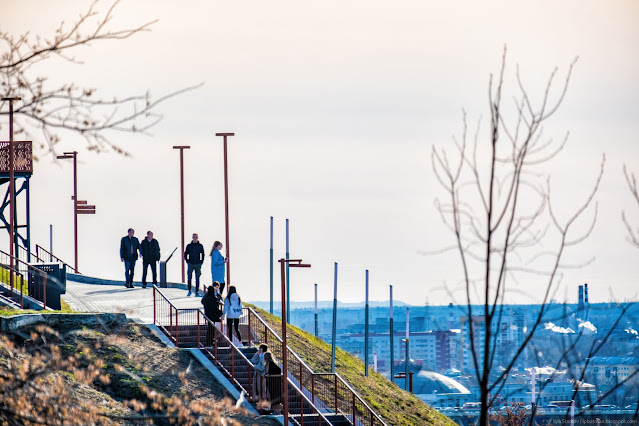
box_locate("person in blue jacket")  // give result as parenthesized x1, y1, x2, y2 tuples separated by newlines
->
(210, 241, 228, 294)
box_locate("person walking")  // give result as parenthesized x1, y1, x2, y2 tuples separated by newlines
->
(223, 285, 243, 344)
(140, 230, 160, 288)
(184, 233, 204, 296)
(210, 241, 228, 295)
(201, 282, 223, 346)
(120, 228, 141, 288)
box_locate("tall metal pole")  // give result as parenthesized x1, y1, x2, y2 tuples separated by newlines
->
(3, 97, 20, 290)
(216, 132, 234, 287)
(72, 151, 78, 272)
(314, 283, 318, 337)
(270, 216, 274, 314)
(390, 285, 394, 383)
(173, 146, 190, 283)
(285, 218, 290, 323)
(365, 269, 369, 376)
(279, 260, 289, 426)
(279, 258, 310, 426)
(405, 307, 410, 390)
(49, 224, 53, 261)
(331, 262, 338, 373)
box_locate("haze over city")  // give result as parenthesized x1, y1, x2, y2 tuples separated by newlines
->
(2, 0, 638, 306)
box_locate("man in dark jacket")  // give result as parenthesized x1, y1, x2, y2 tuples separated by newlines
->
(140, 230, 161, 288)
(184, 233, 204, 296)
(120, 228, 141, 288)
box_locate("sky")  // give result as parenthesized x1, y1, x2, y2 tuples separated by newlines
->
(2, 0, 638, 306)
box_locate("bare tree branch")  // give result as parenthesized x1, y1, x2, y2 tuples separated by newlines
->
(0, 0, 202, 157)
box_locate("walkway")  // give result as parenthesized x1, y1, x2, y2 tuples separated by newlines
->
(62, 276, 203, 323)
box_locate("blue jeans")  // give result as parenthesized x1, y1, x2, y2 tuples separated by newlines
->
(187, 263, 202, 292)
(124, 259, 136, 285)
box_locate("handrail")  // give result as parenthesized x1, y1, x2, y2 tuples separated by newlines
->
(286, 376, 333, 425)
(245, 307, 386, 425)
(35, 244, 77, 273)
(0, 262, 25, 309)
(152, 289, 383, 425)
(0, 249, 46, 309)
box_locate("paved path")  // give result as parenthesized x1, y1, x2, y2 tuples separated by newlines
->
(62, 277, 205, 324)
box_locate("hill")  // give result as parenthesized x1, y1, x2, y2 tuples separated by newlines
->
(0, 312, 278, 425)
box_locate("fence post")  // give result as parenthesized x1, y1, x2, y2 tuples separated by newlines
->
(19, 274, 23, 309)
(248, 309, 252, 347)
(42, 272, 47, 309)
(352, 392, 356, 423)
(153, 286, 156, 325)
(312, 375, 315, 405)
(170, 306, 174, 343)
(175, 308, 179, 347)
(197, 310, 201, 347)
(334, 375, 338, 413)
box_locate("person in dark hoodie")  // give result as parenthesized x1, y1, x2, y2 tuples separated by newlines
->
(223, 285, 243, 344)
(120, 228, 141, 288)
(184, 233, 205, 296)
(140, 230, 160, 288)
(201, 281, 223, 346)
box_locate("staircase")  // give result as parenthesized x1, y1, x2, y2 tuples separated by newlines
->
(153, 287, 385, 425)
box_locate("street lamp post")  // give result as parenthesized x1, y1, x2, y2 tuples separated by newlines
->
(279, 258, 310, 426)
(215, 132, 234, 287)
(173, 145, 190, 283)
(57, 151, 95, 272)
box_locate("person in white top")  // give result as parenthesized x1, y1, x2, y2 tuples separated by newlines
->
(223, 285, 243, 344)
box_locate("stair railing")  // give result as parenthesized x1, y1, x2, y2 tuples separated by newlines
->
(245, 307, 386, 426)
(35, 244, 77, 273)
(152, 287, 335, 423)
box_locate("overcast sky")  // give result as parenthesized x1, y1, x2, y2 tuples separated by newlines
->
(2, 0, 638, 306)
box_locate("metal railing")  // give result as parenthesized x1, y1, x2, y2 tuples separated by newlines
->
(0, 248, 47, 309)
(152, 287, 333, 423)
(245, 307, 386, 426)
(35, 244, 77, 273)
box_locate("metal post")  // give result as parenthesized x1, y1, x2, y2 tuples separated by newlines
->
(314, 283, 318, 337)
(280, 259, 290, 426)
(390, 285, 394, 383)
(215, 133, 234, 287)
(278, 257, 310, 426)
(72, 151, 78, 272)
(3, 97, 20, 290)
(285, 218, 290, 323)
(25, 177, 31, 262)
(173, 146, 190, 283)
(405, 307, 410, 390)
(331, 262, 338, 373)
(49, 224, 53, 260)
(365, 269, 369, 376)
(270, 216, 274, 314)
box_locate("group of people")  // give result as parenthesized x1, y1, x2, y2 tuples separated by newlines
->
(120, 229, 281, 409)
(201, 281, 244, 344)
(249, 343, 282, 408)
(120, 228, 160, 288)
(118, 229, 229, 295)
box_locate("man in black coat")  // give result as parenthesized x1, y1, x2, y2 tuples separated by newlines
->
(120, 228, 141, 288)
(184, 233, 205, 296)
(140, 230, 161, 288)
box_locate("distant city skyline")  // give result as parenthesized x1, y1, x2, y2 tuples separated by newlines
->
(2, 0, 638, 305)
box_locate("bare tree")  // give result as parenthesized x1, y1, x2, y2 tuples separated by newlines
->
(622, 165, 639, 248)
(0, 0, 200, 157)
(431, 47, 604, 426)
